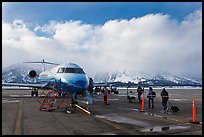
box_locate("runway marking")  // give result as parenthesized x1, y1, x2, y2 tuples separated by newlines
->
(2, 99, 20, 103)
(23, 95, 31, 97)
(169, 99, 188, 101)
(10, 95, 21, 97)
(9, 94, 49, 98)
(14, 100, 23, 135)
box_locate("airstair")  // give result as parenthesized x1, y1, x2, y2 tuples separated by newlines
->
(39, 90, 68, 111)
(38, 90, 91, 115)
(38, 78, 91, 114)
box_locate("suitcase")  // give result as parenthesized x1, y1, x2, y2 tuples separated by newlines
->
(171, 105, 179, 112)
(168, 102, 179, 113)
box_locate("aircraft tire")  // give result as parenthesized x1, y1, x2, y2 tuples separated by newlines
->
(35, 91, 38, 97)
(31, 91, 34, 97)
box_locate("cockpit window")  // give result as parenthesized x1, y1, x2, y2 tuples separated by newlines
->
(57, 68, 85, 74)
(75, 68, 85, 74)
(57, 68, 65, 73)
(65, 68, 76, 73)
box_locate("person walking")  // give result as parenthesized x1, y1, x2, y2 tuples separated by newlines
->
(147, 86, 156, 109)
(160, 87, 169, 113)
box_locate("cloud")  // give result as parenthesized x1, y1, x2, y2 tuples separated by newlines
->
(2, 10, 202, 78)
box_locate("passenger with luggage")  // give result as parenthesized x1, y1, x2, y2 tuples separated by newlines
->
(147, 86, 156, 109)
(160, 87, 169, 113)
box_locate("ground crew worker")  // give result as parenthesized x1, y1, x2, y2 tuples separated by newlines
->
(88, 78, 94, 97)
(160, 87, 169, 112)
(137, 85, 144, 102)
(104, 86, 109, 104)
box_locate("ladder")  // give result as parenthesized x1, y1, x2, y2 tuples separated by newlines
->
(39, 91, 63, 111)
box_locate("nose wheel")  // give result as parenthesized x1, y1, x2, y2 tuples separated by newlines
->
(68, 97, 91, 115)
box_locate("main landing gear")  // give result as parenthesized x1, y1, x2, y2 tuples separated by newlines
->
(31, 88, 38, 97)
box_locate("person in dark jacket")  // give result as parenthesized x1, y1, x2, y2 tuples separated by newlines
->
(147, 87, 156, 109)
(160, 87, 169, 112)
(88, 78, 94, 94)
(137, 85, 144, 102)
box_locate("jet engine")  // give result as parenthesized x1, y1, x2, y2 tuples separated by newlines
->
(28, 70, 37, 78)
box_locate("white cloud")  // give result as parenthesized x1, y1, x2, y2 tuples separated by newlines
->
(2, 10, 202, 78)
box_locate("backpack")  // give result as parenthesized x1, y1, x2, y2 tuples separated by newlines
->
(152, 91, 156, 98)
(147, 91, 156, 98)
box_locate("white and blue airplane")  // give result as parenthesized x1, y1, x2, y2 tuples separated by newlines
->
(2, 61, 104, 104)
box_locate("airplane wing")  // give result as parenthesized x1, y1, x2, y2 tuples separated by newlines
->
(93, 82, 116, 87)
(93, 82, 109, 87)
(2, 82, 47, 88)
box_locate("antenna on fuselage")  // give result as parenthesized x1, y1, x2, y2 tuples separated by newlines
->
(23, 59, 60, 71)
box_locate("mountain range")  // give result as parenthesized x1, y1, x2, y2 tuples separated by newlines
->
(2, 64, 40, 84)
(2, 64, 202, 87)
(93, 70, 202, 87)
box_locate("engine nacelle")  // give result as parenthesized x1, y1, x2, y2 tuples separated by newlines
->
(28, 70, 37, 78)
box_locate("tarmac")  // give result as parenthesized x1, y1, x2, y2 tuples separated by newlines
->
(2, 88, 202, 135)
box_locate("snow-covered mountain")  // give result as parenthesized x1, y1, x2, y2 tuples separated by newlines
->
(2, 63, 41, 83)
(93, 70, 202, 87)
(2, 64, 202, 87)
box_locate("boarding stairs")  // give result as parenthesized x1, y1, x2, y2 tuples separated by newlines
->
(38, 78, 67, 111)
(39, 90, 69, 111)
(38, 78, 91, 114)
(39, 90, 91, 114)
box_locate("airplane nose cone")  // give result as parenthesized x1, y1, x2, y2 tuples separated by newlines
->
(74, 80, 88, 89)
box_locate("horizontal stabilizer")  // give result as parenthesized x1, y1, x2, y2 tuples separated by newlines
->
(23, 59, 59, 65)
(23, 61, 59, 65)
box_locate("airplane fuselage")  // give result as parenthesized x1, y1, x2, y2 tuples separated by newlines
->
(38, 63, 89, 95)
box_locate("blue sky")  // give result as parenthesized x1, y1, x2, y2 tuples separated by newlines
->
(2, 2, 202, 79)
(2, 2, 202, 25)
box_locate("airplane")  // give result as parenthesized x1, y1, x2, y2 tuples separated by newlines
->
(2, 60, 107, 105)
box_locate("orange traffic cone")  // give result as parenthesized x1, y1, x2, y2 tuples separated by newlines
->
(190, 98, 200, 124)
(140, 93, 145, 112)
(192, 98, 196, 122)
(106, 94, 110, 105)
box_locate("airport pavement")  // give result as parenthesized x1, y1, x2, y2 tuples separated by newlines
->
(2, 88, 202, 135)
